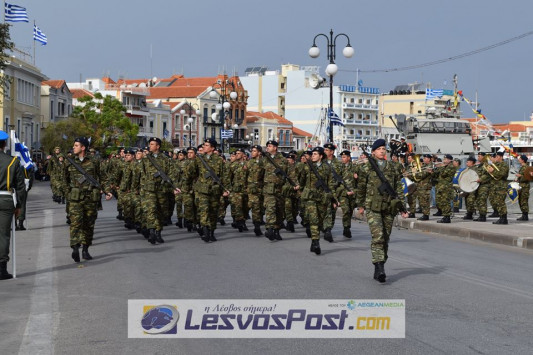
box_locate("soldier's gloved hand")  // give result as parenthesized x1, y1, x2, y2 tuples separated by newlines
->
(223, 190, 230, 197)
(105, 193, 113, 201)
(174, 188, 182, 195)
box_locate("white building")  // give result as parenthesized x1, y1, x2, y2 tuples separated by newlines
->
(41, 80, 73, 125)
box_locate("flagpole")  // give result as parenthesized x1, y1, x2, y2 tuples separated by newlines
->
(33, 20, 35, 65)
(9, 130, 16, 279)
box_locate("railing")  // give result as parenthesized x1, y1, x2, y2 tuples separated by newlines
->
(342, 103, 378, 110)
(138, 127, 154, 133)
(125, 104, 149, 112)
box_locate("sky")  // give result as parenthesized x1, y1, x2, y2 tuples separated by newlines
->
(6, 0, 533, 125)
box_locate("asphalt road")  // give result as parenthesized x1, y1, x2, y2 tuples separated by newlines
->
(1, 181, 532, 355)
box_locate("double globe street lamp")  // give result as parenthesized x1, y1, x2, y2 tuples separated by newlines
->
(210, 79, 238, 153)
(309, 29, 354, 143)
(180, 102, 201, 147)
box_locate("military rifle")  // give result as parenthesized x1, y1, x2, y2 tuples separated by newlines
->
(327, 160, 353, 193)
(360, 151, 407, 214)
(263, 153, 297, 187)
(146, 153, 178, 190)
(197, 154, 229, 192)
(65, 155, 103, 191)
(305, 159, 338, 205)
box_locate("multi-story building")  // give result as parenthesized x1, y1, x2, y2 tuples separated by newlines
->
(41, 80, 73, 126)
(1, 53, 47, 149)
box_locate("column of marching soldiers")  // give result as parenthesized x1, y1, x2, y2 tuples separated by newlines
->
(45, 136, 531, 281)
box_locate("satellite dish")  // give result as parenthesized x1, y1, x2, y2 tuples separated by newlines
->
(309, 73, 324, 89)
(357, 79, 363, 87)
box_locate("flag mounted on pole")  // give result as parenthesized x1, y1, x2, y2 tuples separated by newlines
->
(4, 2, 29, 22)
(11, 131, 34, 170)
(328, 108, 344, 127)
(33, 24, 47, 45)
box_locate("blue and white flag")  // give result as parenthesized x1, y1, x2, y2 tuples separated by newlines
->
(11, 131, 34, 170)
(328, 108, 344, 127)
(425, 89, 443, 100)
(33, 24, 48, 45)
(5, 2, 29, 22)
(221, 129, 233, 139)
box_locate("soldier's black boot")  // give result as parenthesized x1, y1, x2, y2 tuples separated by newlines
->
(280, 221, 287, 230)
(323, 228, 333, 243)
(155, 230, 165, 243)
(474, 214, 486, 222)
(0, 261, 13, 280)
(165, 217, 172, 226)
(343, 227, 352, 238)
(463, 212, 473, 220)
(274, 229, 283, 241)
(17, 220, 27, 231)
(265, 228, 275, 241)
(209, 230, 217, 242)
(408, 213, 416, 218)
(417, 214, 429, 221)
(241, 221, 248, 231)
(186, 220, 193, 232)
(66, 216, 71, 225)
(310, 240, 321, 255)
(236, 220, 244, 232)
(517, 213, 529, 221)
(148, 229, 157, 245)
(416, 207, 422, 214)
(432, 209, 442, 216)
(61, 197, 65, 204)
(305, 227, 311, 238)
(488, 211, 499, 218)
(437, 216, 451, 223)
(116, 210, 124, 220)
(286, 221, 295, 233)
(141, 228, 150, 239)
(453, 207, 460, 213)
(71, 245, 80, 263)
(253, 222, 263, 236)
(135, 223, 142, 233)
(201, 226, 211, 243)
(374, 262, 386, 283)
(218, 217, 226, 226)
(493, 214, 508, 225)
(176, 218, 183, 228)
(82, 245, 93, 260)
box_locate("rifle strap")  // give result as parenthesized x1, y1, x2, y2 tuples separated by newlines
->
(66, 156, 99, 188)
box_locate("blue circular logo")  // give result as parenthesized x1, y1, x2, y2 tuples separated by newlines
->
(141, 305, 179, 334)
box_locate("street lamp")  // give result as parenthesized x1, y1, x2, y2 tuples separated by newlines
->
(180, 102, 201, 147)
(309, 29, 354, 143)
(210, 78, 238, 153)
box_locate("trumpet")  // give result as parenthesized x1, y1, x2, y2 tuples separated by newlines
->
(482, 155, 499, 178)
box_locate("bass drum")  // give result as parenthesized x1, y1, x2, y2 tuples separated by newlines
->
(453, 167, 467, 188)
(458, 168, 479, 193)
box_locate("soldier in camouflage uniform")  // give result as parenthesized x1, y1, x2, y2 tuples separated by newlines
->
(119, 149, 135, 229)
(47, 146, 61, 202)
(415, 154, 434, 221)
(186, 138, 228, 242)
(140, 137, 172, 244)
(284, 153, 299, 233)
(180, 147, 199, 232)
(131, 149, 145, 234)
(462, 157, 479, 220)
(174, 150, 187, 228)
(357, 139, 408, 283)
(515, 155, 531, 221)
(487, 152, 510, 224)
(297, 151, 311, 230)
(261, 140, 299, 241)
(299, 147, 336, 255)
(404, 153, 419, 218)
(434, 154, 456, 223)
(322, 143, 341, 242)
(218, 150, 234, 225)
(337, 150, 357, 238)
(474, 152, 491, 222)
(63, 137, 112, 262)
(452, 159, 462, 212)
(227, 148, 248, 232)
(246, 145, 264, 236)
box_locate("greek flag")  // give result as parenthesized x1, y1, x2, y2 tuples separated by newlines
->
(328, 108, 344, 127)
(33, 24, 48, 45)
(5, 2, 29, 22)
(221, 129, 233, 139)
(425, 89, 443, 100)
(11, 131, 34, 170)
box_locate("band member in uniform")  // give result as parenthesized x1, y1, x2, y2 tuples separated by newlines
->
(435, 154, 456, 223)
(487, 152, 509, 224)
(515, 155, 531, 221)
(462, 157, 478, 220)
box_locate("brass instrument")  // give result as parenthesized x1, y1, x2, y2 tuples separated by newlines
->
(482, 155, 499, 178)
(412, 154, 422, 181)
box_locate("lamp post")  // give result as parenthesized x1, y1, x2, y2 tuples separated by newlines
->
(210, 79, 238, 153)
(309, 29, 354, 143)
(180, 102, 201, 147)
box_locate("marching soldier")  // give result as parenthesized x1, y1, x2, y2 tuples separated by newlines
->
(131, 149, 145, 234)
(227, 148, 248, 232)
(487, 152, 509, 224)
(246, 145, 264, 236)
(416, 154, 433, 221)
(357, 139, 408, 283)
(140, 137, 172, 244)
(63, 137, 112, 262)
(516, 155, 531, 221)
(299, 147, 336, 255)
(119, 149, 135, 229)
(174, 150, 187, 228)
(452, 158, 462, 212)
(337, 150, 357, 238)
(323, 143, 341, 242)
(15, 164, 34, 231)
(0, 130, 27, 280)
(180, 147, 199, 232)
(435, 154, 456, 223)
(474, 152, 491, 222)
(186, 138, 229, 242)
(284, 153, 299, 232)
(462, 157, 478, 220)
(405, 153, 418, 218)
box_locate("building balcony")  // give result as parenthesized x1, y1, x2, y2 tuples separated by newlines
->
(342, 103, 378, 110)
(137, 127, 154, 135)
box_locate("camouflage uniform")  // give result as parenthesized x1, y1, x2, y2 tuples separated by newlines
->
(179, 158, 197, 230)
(413, 162, 432, 216)
(356, 159, 403, 264)
(517, 165, 530, 214)
(435, 163, 456, 217)
(246, 156, 264, 227)
(299, 161, 335, 240)
(405, 161, 418, 214)
(284, 162, 299, 226)
(119, 160, 134, 226)
(64, 155, 107, 247)
(227, 159, 248, 228)
(488, 161, 509, 216)
(464, 165, 482, 214)
(336, 161, 357, 229)
(174, 158, 186, 224)
(475, 163, 492, 216)
(130, 157, 144, 230)
(323, 158, 343, 230)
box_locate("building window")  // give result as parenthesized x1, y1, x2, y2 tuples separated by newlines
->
(350, 129, 355, 135)
(268, 128, 273, 140)
(358, 98, 363, 104)
(350, 98, 355, 103)
(366, 130, 371, 136)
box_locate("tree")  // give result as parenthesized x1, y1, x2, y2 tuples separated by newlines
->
(72, 93, 139, 150)
(0, 24, 14, 99)
(41, 117, 91, 153)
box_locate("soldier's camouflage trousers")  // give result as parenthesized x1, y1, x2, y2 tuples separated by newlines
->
(488, 185, 507, 215)
(518, 183, 530, 213)
(339, 195, 356, 228)
(303, 198, 327, 240)
(141, 191, 167, 231)
(175, 192, 184, 219)
(132, 193, 143, 226)
(464, 190, 477, 213)
(247, 193, 263, 223)
(230, 192, 246, 222)
(122, 191, 135, 222)
(476, 183, 490, 215)
(263, 193, 284, 229)
(284, 195, 299, 223)
(407, 192, 417, 214)
(436, 187, 453, 216)
(323, 203, 337, 230)
(219, 195, 229, 219)
(68, 197, 98, 247)
(366, 210, 394, 264)
(197, 192, 221, 230)
(417, 188, 431, 215)
(182, 191, 197, 223)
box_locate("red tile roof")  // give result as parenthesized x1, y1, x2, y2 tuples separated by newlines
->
(116, 78, 149, 86)
(148, 86, 206, 99)
(292, 126, 312, 137)
(102, 76, 116, 84)
(42, 80, 66, 88)
(70, 88, 94, 99)
(246, 111, 292, 125)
